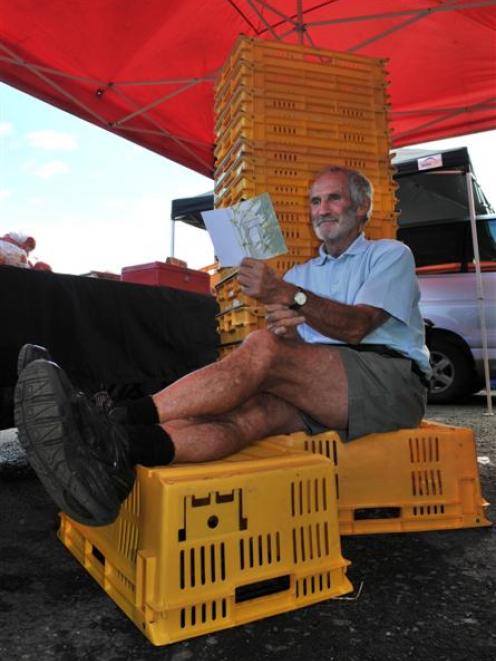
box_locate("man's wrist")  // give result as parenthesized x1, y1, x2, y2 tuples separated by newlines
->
(288, 287, 308, 311)
(266, 281, 297, 306)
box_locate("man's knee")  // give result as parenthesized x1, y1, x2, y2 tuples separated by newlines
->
(241, 329, 283, 365)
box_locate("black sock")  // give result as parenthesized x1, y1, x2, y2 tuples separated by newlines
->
(127, 425, 175, 467)
(122, 396, 159, 425)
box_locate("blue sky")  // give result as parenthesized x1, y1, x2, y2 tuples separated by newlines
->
(0, 83, 214, 274)
(1, 82, 495, 275)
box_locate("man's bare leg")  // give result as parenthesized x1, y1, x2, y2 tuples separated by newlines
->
(152, 329, 349, 433)
(163, 392, 307, 463)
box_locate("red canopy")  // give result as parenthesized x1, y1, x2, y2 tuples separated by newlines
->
(1, 1, 495, 177)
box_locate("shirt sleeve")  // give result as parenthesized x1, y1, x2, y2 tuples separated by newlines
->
(354, 242, 419, 325)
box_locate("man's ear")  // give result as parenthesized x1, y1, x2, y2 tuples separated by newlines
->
(356, 196, 371, 221)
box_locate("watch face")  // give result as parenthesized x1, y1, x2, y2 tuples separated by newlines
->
(294, 290, 307, 306)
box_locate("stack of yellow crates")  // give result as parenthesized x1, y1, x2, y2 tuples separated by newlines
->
(213, 36, 397, 356)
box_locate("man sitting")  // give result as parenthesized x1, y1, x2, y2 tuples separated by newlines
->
(14, 166, 430, 527)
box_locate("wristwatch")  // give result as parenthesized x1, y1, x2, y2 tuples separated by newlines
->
(289, 287, 308, 310)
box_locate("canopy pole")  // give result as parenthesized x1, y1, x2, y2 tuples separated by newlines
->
(169, 218, 175, 259)
(466, 172, 494, 415)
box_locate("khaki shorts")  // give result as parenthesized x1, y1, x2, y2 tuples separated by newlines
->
(300, 347, 427, 441)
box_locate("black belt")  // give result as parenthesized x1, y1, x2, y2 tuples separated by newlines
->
(342, 343, 430, 389)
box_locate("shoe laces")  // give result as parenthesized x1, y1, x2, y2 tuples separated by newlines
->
(72, 393, 122, 469)
(91, 390, 114, 415)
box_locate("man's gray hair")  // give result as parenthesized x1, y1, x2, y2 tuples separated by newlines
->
(312, 166, 374, 223)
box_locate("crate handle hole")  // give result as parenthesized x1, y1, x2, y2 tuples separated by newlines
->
(208, 515, 219, 529)
(91, 546, 106, 566)
(354, 507, 401, 520)
(235, 575, 290, 603)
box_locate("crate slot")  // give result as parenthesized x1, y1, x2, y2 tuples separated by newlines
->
(354, 507, 401, 520)
(91, 546, 105, 566)
(235, 575, 290, 603)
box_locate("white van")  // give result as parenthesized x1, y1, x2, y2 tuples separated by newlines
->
(395, 148, 495, 403)
(397, 215, 496, 402)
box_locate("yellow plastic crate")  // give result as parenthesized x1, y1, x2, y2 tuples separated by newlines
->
(216, 51, 388, 103)
(266, 253, 316, 277)
(215, 272, 256, 313)
(215, 113, 391, 159)
(214, 186, 396, 234)
(214, 193, 396, 230)
(366, 217, 398, 240)
(216, 72, 388, 119)
(58, 442, 352, 646)
(217, 306, 266, 343)
(214, 170, 397, 215)
(214, 137, 395, 184)
(215, 88, 390, 135)
(215, 94, 390, 139)
(215, 155, 398, 195)
(266, 421, 491, 535)
(217, 39, 387, 92)
(218, 36, 387, 83)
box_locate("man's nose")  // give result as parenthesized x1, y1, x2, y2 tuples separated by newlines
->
(317, 199, 332, 215)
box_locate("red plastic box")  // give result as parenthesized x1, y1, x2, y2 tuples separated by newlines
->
(121, 261, 211, 295)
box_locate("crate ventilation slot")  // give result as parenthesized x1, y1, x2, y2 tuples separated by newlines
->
(117, 517, 139, 563)
(180, 543, 226, 589)
(180, 598, 228, 629)
(411, 469, 443, 497)
(292, 522, 330, 563)
(296, 571, 332, 599)
(304, 438, 338, 465)
(239, 532, 281, 569)
(291, 478, 329, 516)
(413, 504, 446, 516)
(409, 436, 440, 464)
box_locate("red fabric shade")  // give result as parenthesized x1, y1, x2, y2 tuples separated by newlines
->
(1, 1, 495, 176)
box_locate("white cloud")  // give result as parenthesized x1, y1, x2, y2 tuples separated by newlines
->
(33, 160, 69, 179)
(0, 121, 13, 137)
(18, 192, 215, 275)
(0, 190, 11, 201)
(27, 129, 78, 151)
(103, 197, 127, 212)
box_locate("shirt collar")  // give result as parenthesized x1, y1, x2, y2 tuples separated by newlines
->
(315, 232, 369, 265)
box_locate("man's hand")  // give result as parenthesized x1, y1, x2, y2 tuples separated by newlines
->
(238, 258, 294, 305)
(265, 303, 305, 340)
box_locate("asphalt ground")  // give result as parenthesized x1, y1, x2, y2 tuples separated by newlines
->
(1, 394, 495, 661)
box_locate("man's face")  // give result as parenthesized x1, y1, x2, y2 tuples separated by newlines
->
(309, 172, 365, 252)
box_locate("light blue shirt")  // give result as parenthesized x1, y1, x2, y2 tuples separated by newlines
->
(283, 233, 431, 377)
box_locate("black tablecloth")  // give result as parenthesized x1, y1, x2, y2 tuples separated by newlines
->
(0, 266, 219, 426)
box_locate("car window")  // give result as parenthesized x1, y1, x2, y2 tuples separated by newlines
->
(398, 222, 469, 270)
(398, 219, 496, 272)
(479, 219, 496, 262)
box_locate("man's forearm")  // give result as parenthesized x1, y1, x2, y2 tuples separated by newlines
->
(268, 282, 386, 344)
(295, 289, 379, 344)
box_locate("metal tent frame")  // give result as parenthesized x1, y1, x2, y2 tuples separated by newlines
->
(1, 1, 495, 175)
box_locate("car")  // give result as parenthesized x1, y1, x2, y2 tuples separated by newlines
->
(397, 215, 496, 402)
(395, 147, 495, 403)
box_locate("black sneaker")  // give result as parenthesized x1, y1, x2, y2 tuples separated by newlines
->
(14, 359, 135, 526)
(17, 344, 51, 376)
(18, 345, 118, 418)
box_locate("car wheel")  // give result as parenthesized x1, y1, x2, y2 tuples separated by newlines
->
(428, 337, 473, 404)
